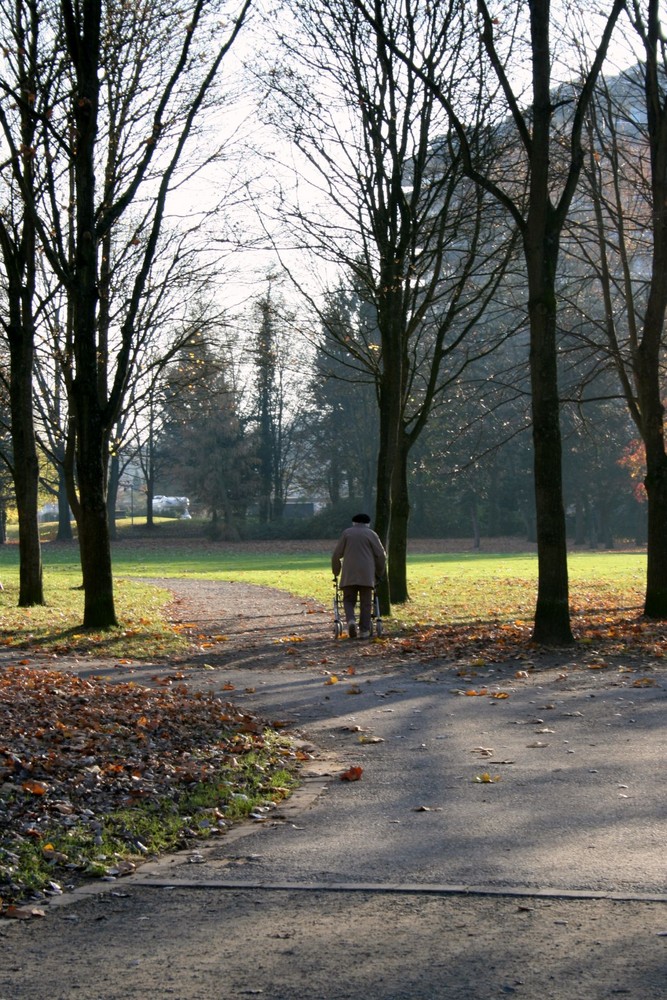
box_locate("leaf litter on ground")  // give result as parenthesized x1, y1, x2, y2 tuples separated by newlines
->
(382, 605, 667, 674)
(0, 664, 298, 915)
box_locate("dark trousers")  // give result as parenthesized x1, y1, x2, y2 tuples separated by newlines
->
(343, 585, 373, 631)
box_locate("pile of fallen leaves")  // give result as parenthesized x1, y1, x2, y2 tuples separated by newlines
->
(0, 665, 295, 914)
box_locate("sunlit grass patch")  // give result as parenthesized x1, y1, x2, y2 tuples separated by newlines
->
(0, 569, 187, 659)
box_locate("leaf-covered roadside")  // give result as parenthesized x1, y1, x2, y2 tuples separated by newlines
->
(382, 605, 667, 667)
(0, 665, 300, 915)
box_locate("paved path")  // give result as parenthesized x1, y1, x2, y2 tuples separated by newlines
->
(133, 655, 667, 899)
(1, 580, 666, 999)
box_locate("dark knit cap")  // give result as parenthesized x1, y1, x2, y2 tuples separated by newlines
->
(352, 513, 371, 523)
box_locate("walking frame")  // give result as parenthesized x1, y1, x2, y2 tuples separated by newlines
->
(332, 576, 384, 639)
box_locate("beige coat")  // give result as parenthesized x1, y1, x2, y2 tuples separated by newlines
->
(331, 524, 386, 587)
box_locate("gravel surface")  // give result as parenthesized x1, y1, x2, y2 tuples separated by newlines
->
(1, 577, 666, 1000)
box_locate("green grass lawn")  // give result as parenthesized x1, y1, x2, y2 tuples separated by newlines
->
(0, 535, 648, 657)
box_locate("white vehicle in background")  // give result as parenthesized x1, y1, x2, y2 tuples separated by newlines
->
(152, 495, 191, 519)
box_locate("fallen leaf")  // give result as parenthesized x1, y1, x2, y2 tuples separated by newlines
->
(22, 780, 47, 796)
(5, 905, 46, 919)
(340, 765, 363, 781)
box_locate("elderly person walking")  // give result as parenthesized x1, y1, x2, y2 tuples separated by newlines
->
(332, 513, 386, 639)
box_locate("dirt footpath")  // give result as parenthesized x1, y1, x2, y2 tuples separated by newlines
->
(1, 579, 666, 1000)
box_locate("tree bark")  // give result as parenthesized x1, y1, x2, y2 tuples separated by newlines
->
(524, 242, 573, 643)
(66, 0, 117, 628)
(0, 0, 44, 606)
(637, 3, 667, 616)
(55, 446, 73, 542)
(374, 300, 404, 615)
(522, 1, 573, 645)
(638, 343, 667, 616)
(8, 329, 44, 606)
(387, 430, 410, 603)
(107, 451, 120, 541)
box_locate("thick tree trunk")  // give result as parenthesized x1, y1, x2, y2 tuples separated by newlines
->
(637, 16, 667, 617)
(2, 101, 43, 604)
(387, 432, 410, 603)
(374, 314, 404, 615)
(76, 410, 117, 628)
(3, 232, 43, 605)
(10, 339, 44, 606)
(67, 0, 116, 629)
(524, 5, 574, 647)
(374, 411, 395, 616)
(524, 185, 573, 643)
(527, 285, 573, 644)
(643, 466, 667, 616)
(638, 348, 667, 617)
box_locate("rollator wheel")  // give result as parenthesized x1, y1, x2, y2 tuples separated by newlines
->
(333, 621, 343, 639)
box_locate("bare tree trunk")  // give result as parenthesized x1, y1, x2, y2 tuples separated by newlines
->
(522, 1, 573, 645)
(637, 2, 667, 616)
(638, 348, 667, 616)
(374, 309, 404, 615)
(66, 0, 117, 628)
(584, 5, 667, 614)
(526, 259, 572, 643)
(387, 431, 410, 603)
(77, 433, 117, 627)
(9, 331, 44, 606)
(0, 0, 44, 607)
(107, 451, 120, 541)
(55, 445, 73, 542)
(469, 494, 481, 551)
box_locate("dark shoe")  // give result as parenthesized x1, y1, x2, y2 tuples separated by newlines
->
(348, 620, 357, 639)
